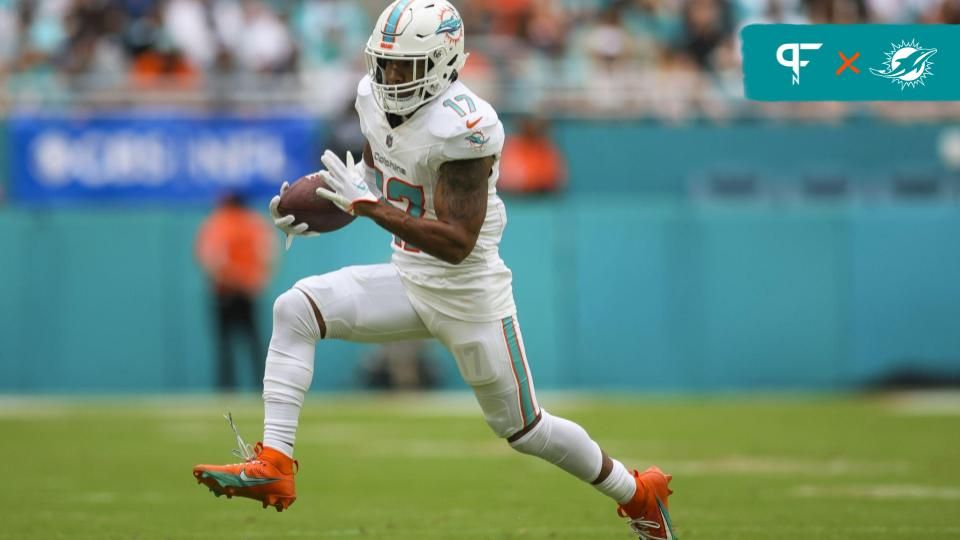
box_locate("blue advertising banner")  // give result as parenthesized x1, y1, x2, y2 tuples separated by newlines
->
(742, 24, 960, 101)
(9, 112, 318, 204)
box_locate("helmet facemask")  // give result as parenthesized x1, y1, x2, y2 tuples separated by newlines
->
(365, 46, 451, 115)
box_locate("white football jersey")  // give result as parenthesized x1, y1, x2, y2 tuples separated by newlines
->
(355, 74, 515, 322)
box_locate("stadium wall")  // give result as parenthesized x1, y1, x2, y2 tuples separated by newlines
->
(2, 120, 959, 393)
(553, 120, 960, 196)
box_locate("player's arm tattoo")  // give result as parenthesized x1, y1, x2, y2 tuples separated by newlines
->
(354, 155, 494, 265)
(434, 156, 493, 243)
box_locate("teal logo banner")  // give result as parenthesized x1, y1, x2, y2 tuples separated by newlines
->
(742, 25, 960, 101)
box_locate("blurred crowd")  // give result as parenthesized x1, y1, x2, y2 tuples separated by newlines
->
(1, 0, 960, 120)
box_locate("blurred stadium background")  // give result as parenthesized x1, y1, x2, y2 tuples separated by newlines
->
(1, 1, 959, 539)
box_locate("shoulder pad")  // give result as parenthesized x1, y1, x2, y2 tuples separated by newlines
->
(355, 76, 375, 136)
(427, 83, 504, 160)
(426, 82, 499, 140)
(357, 74, 373, 97)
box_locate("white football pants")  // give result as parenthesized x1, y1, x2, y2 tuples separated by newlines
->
(262, 263, 613, 487)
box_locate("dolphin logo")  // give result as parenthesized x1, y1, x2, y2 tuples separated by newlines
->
(465, 131, 489, 148)
(870, 40, 937, 89)
(435, 17, 462, 36)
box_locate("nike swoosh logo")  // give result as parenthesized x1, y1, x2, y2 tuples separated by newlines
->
(465, 117, 482, 129)
(238, 470, 279, 486)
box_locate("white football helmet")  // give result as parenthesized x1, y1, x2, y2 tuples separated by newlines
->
(365, 0, 468, 115)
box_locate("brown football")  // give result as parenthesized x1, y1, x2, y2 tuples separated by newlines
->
(277, 174, 356, 233)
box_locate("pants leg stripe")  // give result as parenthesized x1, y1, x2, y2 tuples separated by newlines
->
(510, 317, 540, 415)
(501, 316, 537, 427)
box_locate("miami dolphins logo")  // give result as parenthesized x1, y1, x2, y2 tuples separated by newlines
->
(435, 7, 462, 44)
(870, 39, 937, 90)
(465, 130, 489, 150)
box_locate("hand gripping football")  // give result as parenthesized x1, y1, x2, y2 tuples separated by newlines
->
(276, 173, 356, 233)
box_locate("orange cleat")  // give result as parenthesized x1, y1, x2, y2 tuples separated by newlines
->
(192, 413, 298, 512)
(616, 466, 677, 540)
(193, 441, 298, 512)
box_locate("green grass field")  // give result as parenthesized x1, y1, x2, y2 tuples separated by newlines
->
(2, 393, 959, 539)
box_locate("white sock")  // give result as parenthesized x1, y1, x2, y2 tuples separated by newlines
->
(594, 459, 637, 504)
(510, 411, 604, 481)
(262, 289, 321, 459)
(263, 401, 299, 458)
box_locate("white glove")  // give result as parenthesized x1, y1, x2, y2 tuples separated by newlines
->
(316, 150, 380, 215)
(269, 180, 319, 251)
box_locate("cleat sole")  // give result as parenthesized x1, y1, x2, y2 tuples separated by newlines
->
(263, 494, 296, 512)
(193, 466, 295, 511)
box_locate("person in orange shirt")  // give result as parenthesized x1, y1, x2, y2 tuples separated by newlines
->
(498, 116, 567, 194)
(195, 192, 278, 391)
(129, 45, 201, 91)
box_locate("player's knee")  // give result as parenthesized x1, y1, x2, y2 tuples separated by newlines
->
(484, 413, 519, 439)
(273, 288, 322, 340)
(473, 386, 532, 438)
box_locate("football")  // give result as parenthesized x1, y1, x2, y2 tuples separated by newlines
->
(277, 173, 356, 233)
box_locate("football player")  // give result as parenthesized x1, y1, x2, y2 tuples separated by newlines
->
(193, 1, 675, 538)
